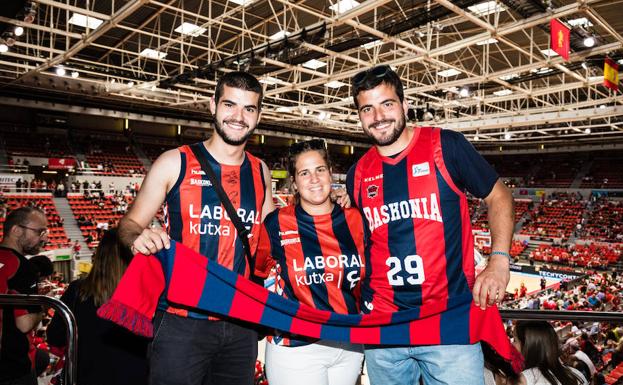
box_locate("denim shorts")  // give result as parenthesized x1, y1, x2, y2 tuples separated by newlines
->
(364, 343, 484, 385)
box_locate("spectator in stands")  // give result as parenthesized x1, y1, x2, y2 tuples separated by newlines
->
(72, 240, 81, 260)
(47, 229, 148, 385)
(513, 321, 588, 385)
(0, 207, 49, 385)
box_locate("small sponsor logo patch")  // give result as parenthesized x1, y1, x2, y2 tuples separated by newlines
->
(412, 162, 430, 177)
(190, 178, 212, 186)
(367, 184, 379, 198)
(191, 169, 206, 175)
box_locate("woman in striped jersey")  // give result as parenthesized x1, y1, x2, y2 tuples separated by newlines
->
(255, 139, 366, 385)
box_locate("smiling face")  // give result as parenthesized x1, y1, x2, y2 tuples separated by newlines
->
(356, 82, 410, 154)
(291, 150, 333, 215)
(210, 85, 261, 146)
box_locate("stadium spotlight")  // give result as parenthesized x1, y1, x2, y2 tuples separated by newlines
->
(583, 36, 595, 48)
(23, 2, 37, 23)
(1, 32, 15, 47)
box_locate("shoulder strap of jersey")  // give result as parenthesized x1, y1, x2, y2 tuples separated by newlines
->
(188, 143, 255, 273)
(431, 127, 463, 196)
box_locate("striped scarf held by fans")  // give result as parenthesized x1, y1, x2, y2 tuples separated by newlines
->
(98, 240, 522, 371)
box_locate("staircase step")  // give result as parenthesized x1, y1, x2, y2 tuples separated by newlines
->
(53, 197, 92, 264)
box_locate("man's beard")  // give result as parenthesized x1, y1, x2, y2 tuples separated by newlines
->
(22, 241, 43, 256)
(364, 115, 406, 147)
(213, 117, 255, 146)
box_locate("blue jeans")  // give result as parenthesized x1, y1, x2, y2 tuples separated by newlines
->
(364, 343, 484, 385)
(149, 311, 258, 385)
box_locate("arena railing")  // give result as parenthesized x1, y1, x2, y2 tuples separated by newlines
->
(0, 294, 77, 385)
(500, 309, 623, 322)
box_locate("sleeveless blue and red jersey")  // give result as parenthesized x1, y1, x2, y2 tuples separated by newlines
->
(255, 204, 366, 346)
(347, 127, 476, 325)
(161, 143, 266, 317)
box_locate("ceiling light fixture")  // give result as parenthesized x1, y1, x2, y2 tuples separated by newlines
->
(540, 49, 559, 57)
(326, 80, 347, 88)
(329, 0, 360, 14)
(583, 36, 595, 48)
(302, 59, 326, 70)
(174, 22, 206, 37)
(468, 1, 507, 17)
(14, 26, 24, 37)
(0, 42, 8, 53)
(68, 13, 104, 29)
(139, 48, 167, 60)
(459, 88, 470, 97)
(584, 128, 591, 134)
(71, 71, 79, 78)
(55, 67, 66, 76)
(437, 68, 461, 77)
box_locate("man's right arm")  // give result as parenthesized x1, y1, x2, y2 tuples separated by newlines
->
(118, 149, 180, 254)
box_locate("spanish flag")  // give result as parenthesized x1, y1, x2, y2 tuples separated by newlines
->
(604, 58, 620, 92)
(550, 19, 570, 61)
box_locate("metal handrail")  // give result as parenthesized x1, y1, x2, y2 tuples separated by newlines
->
(0, 294, 77, 385)
(500, 309, 623, 322)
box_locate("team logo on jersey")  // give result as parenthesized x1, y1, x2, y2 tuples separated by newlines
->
(412, 162, 430, 177)
(190, 178, 212, 187)
(191, 169, 206, 175)
(367, 184, 379, 198)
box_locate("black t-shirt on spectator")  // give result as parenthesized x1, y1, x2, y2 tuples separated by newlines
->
(0, 246, 39, 381)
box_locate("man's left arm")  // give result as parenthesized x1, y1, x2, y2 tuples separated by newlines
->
(472, 179, 514, 309)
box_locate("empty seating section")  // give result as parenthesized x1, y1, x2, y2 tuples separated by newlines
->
(521, 195, 585, 238)
(530, 153, 584, 188)
(83, 140, 145, 176)
(582, 199, 623, 243)
(4, 131, 73, 158)
(142, 142, 178, 163)
(486, 154, 535, 182)
(0, 194, 69, 250)
(581, 151, 623, 189)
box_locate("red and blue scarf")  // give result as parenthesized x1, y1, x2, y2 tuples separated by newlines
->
(98, 240, 520, 369)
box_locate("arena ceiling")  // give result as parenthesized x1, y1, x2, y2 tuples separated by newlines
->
(0, 0, 622, 147)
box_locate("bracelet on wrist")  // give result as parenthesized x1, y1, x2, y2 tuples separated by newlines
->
(490, 251, 511, 260)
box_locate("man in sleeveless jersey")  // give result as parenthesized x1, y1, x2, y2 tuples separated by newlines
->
(345, 66, 514, 385)
(118, 71, 274, 385)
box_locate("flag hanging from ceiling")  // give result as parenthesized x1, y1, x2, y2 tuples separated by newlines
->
(604, 58, 620, 91)
(550, 19, 570, 61)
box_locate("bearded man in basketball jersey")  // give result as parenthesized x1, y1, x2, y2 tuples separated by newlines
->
(118, 71, 274, 385)
(346, 66, 514, 385)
